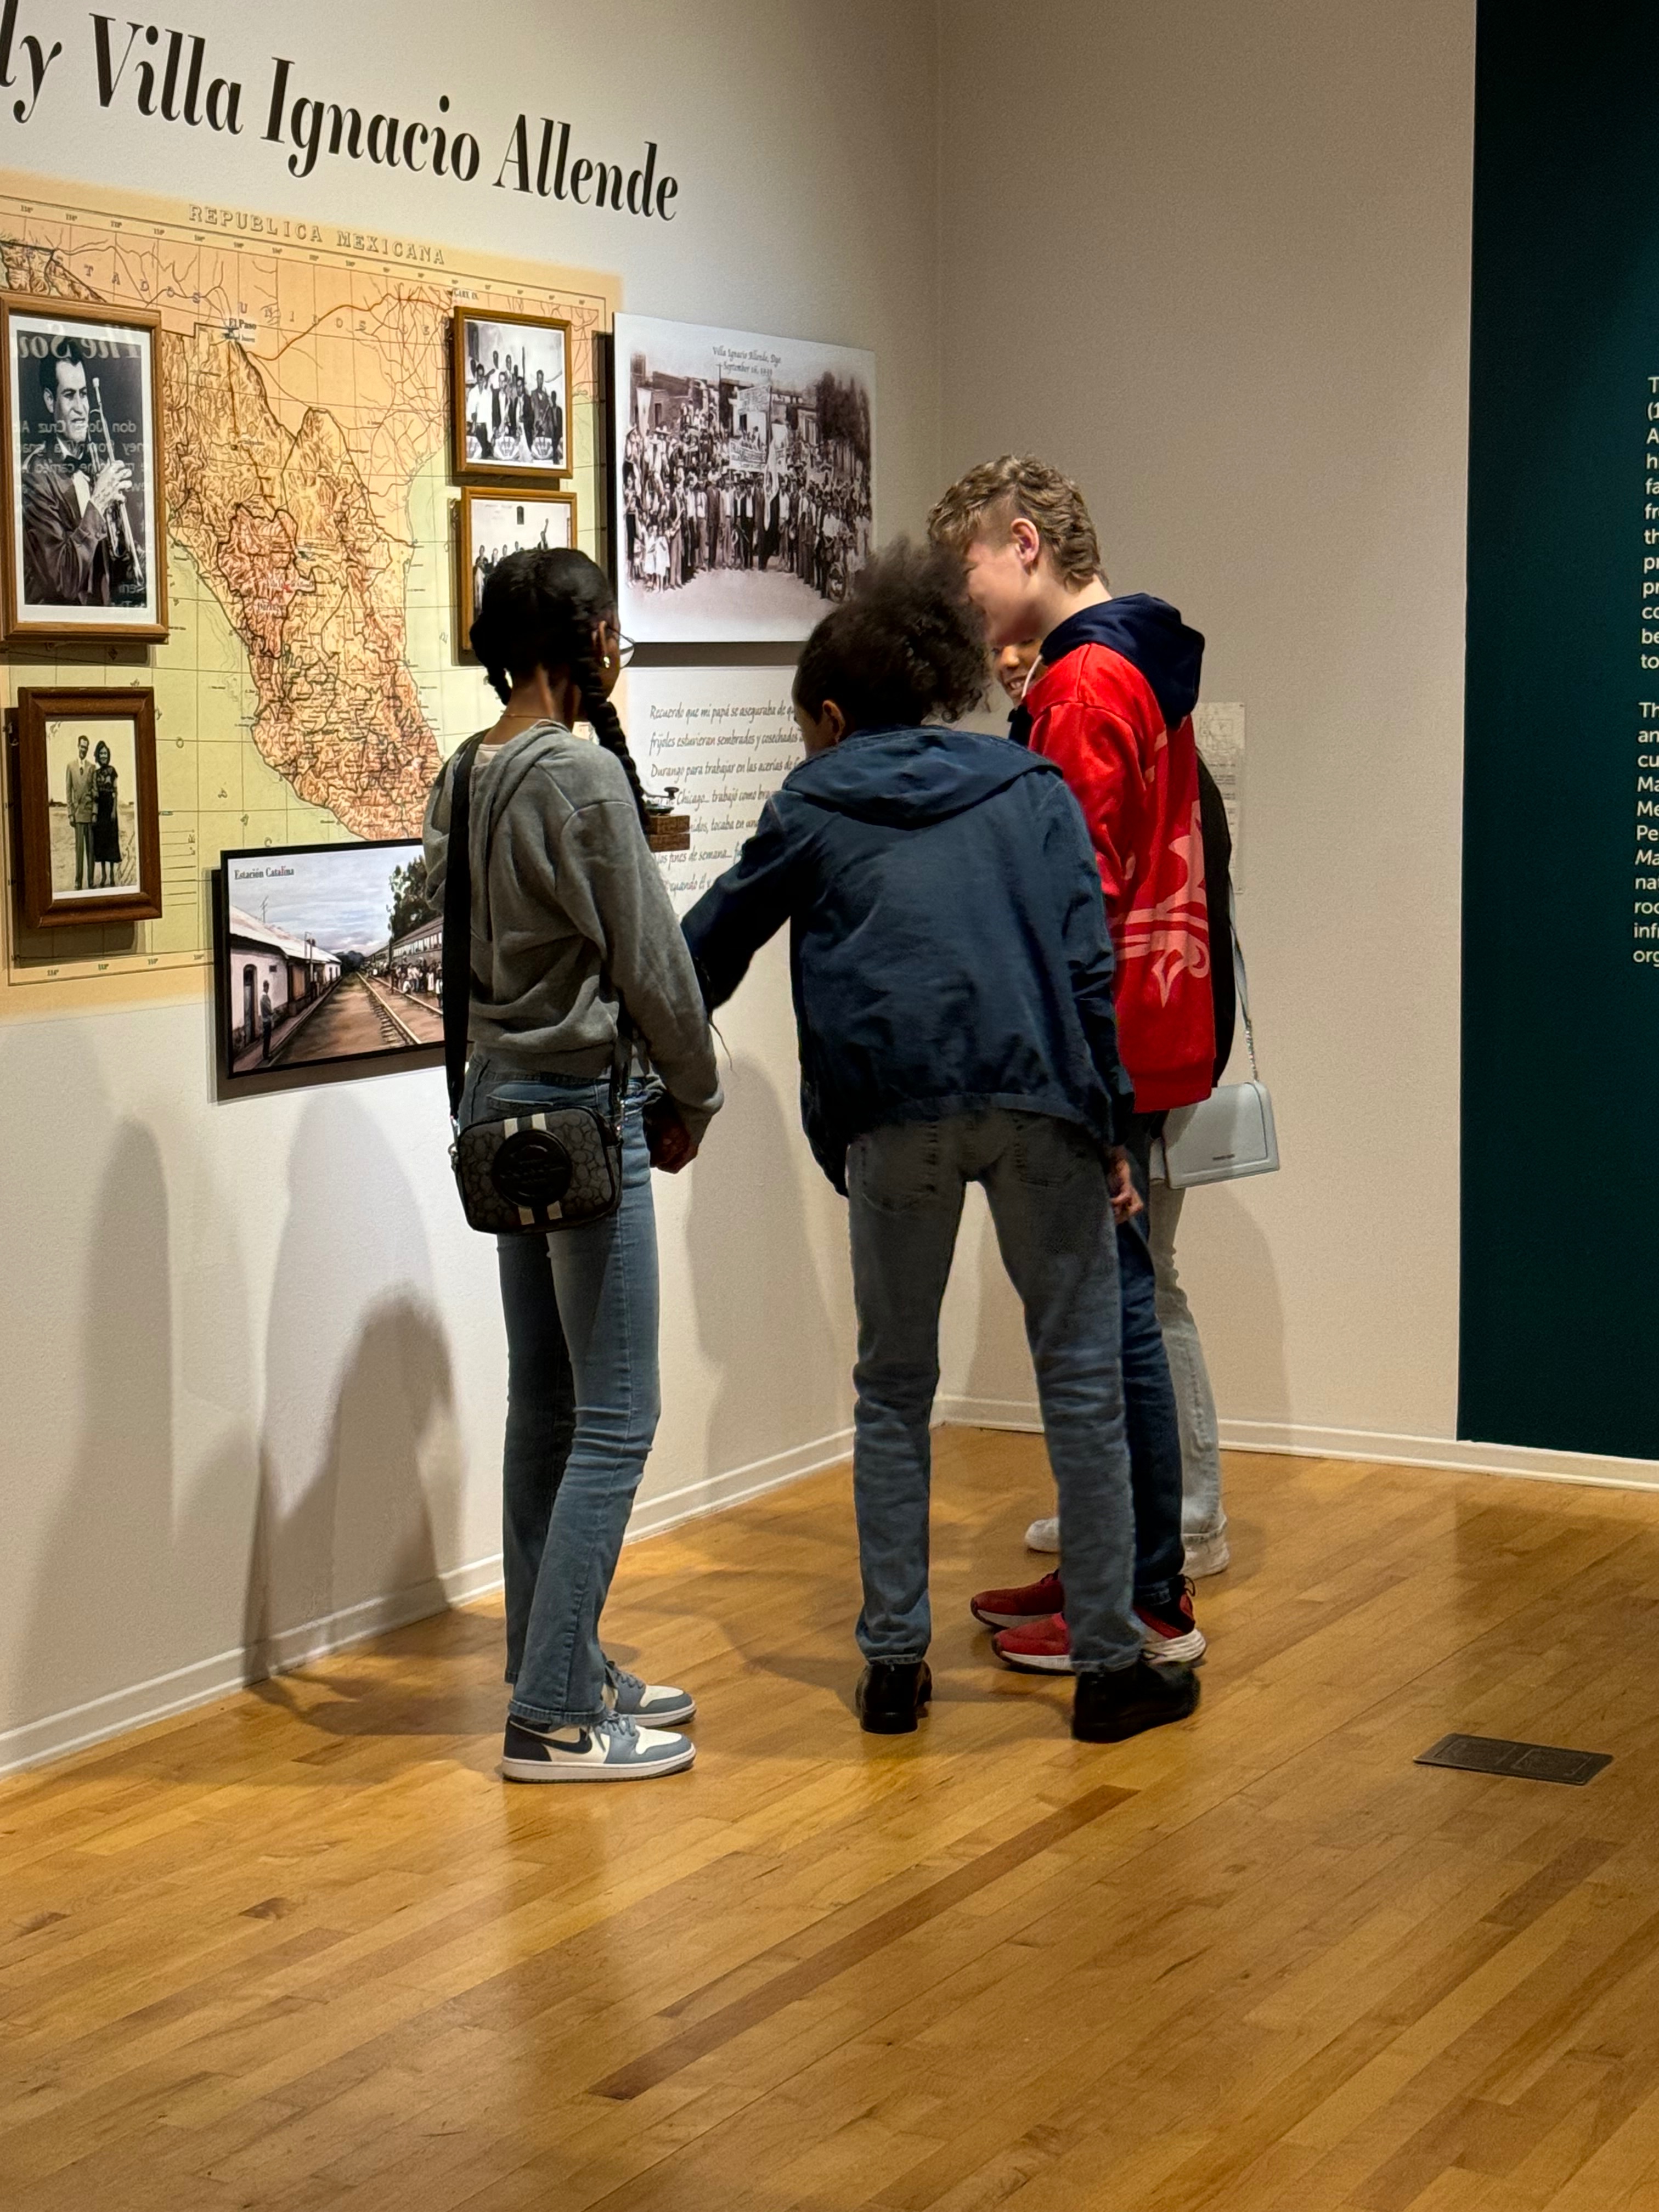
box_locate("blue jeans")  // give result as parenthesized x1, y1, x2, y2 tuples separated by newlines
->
(1118, 1113, 1187, 1606)
(1149, 1182, 1227, 1550)
(460, 1057, 661, 1729)
(847, 1111, 1140, 1674)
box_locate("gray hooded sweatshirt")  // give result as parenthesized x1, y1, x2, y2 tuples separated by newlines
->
(423, 723, 721, 1141)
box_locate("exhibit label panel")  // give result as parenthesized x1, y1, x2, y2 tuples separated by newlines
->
(1462, 2, 1659, 1456)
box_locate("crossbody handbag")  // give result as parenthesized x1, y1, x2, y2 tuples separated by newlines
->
(1155, 914, 1280, 1189)
(442, 736, 628, 1236)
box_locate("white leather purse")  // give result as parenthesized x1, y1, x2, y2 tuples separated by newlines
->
(1155, 927, 1279, 1188)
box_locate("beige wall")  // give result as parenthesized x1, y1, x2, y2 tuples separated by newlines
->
(0, 0, 939, 1771)
(933, 0, 1503, 1474)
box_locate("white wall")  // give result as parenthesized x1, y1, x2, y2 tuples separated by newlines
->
(0, 0, 941, 1771)
(934, 0, 1502, 1471)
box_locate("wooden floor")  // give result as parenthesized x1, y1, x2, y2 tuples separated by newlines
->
(5, 1436, 1659, 2211)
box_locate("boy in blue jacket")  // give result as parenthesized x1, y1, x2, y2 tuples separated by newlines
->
(681, 544, 1200, 1747)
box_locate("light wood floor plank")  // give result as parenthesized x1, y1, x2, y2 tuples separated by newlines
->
(4, 1438, 1659, 2210)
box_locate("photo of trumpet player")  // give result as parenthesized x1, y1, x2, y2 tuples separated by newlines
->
(1, 302, 167, 642)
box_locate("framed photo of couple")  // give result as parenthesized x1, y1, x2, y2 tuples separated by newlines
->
(0, 297, 168, 645)
(9, 686, 163, 928)
(453, 307, 573, 484)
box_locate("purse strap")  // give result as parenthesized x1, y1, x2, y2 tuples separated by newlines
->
(1229, 894, 1261, 1082)
(443, 733, 635, 1136)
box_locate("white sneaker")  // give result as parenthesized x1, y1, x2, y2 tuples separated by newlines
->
(501, 1711, 695, 1782)
(1028, 1513, 1232, 1579)
(606, 1663, 696, 1728)
(1184, 1530, 1231, 1578)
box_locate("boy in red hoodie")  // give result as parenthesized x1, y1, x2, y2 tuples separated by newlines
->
(930, 456, 1214, 1672)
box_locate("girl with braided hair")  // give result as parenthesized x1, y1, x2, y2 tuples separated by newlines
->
(424, 546, 721, 1784)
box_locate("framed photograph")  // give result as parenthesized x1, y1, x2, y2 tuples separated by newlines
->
(216, 839, 444, 1085)
(0, 298, 167, 643)
(10, 686, 161, 928)
(613, 312, 875, 644)
(459, 486, 577, 642)
(453, 307, 572, 483)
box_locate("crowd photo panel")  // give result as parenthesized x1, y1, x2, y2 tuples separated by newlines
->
(613, 311, 874, 643)
(0, 297, 167, 644)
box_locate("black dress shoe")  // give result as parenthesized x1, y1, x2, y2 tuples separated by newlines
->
(855, 1660, 933, 1734)
(1072, 1659, 1199, 1742)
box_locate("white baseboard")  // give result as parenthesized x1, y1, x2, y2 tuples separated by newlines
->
(625, 1425, 855, 1542)
(1216, 1417, 1659, 1492)
(0, 1429, 855, 1783)
(933, 1395, 1659, 1494)
(935, 1394, 1045, 1434)
(0, 1551, 507, 1782)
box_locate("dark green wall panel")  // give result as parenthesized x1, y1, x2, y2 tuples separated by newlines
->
(1462, 1, 1659, 1454)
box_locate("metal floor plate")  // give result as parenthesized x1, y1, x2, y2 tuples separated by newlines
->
(1415, 1733, 1612, 1786)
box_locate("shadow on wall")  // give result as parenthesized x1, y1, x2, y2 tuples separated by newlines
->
(686, 1054, 847, 1481)
(244, 1091, 464, 1684)
(952, 1175, 1291, 1430)
(1179, 1183, 1290, 1429)
(1, 1026, 473, 1763)
(12, 1113, 183, 1730)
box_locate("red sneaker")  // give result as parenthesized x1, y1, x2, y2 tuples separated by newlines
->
(991, 1612, 1074, 1673)
(988, 1587, 1207, 1673)
(969, 1570, 1064, 1629)
(1137, 1580, 1206, 1667)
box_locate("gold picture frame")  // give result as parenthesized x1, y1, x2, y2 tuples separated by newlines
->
(452, 306, 573, 485)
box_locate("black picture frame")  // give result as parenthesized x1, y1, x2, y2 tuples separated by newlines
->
(214, 837, 444, 1091)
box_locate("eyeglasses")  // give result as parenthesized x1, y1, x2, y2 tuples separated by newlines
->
(613, 629, 636, 669)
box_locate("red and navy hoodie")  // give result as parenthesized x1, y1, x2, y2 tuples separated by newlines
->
(1014, 595, 1216, 1113)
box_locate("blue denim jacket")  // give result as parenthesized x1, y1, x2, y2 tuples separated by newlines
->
(681, 724, 1133, 1193)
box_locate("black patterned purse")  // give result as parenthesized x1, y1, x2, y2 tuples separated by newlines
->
(442, 738, 628, 1237)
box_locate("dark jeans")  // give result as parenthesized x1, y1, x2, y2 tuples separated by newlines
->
(1118, 1110, 1187, 1606)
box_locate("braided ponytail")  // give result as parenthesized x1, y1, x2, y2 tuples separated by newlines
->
(570, 637, 651, 834)
(469, 545, 651, 836)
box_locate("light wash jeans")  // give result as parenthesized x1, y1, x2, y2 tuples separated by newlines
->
(847, 1110, 1140, 1674)
(1148, 1181, 1227, 1550)
(460, 1057, 661, 1729)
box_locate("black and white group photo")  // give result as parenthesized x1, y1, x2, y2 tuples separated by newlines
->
(461, 489, 576, 632)
(454, 308, 571, 478)
(1, 302, 166, 641)
(614, 313, 874, 642)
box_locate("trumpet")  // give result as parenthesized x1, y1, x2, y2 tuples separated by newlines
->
(88, 374, 142, 583)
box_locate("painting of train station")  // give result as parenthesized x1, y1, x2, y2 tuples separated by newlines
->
(220, 843, 444, 1082)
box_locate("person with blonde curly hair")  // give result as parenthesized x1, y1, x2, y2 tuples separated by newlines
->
(932, 456, 1217, 1674)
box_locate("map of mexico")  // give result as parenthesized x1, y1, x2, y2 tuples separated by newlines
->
(0, 168, 616, 1003)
